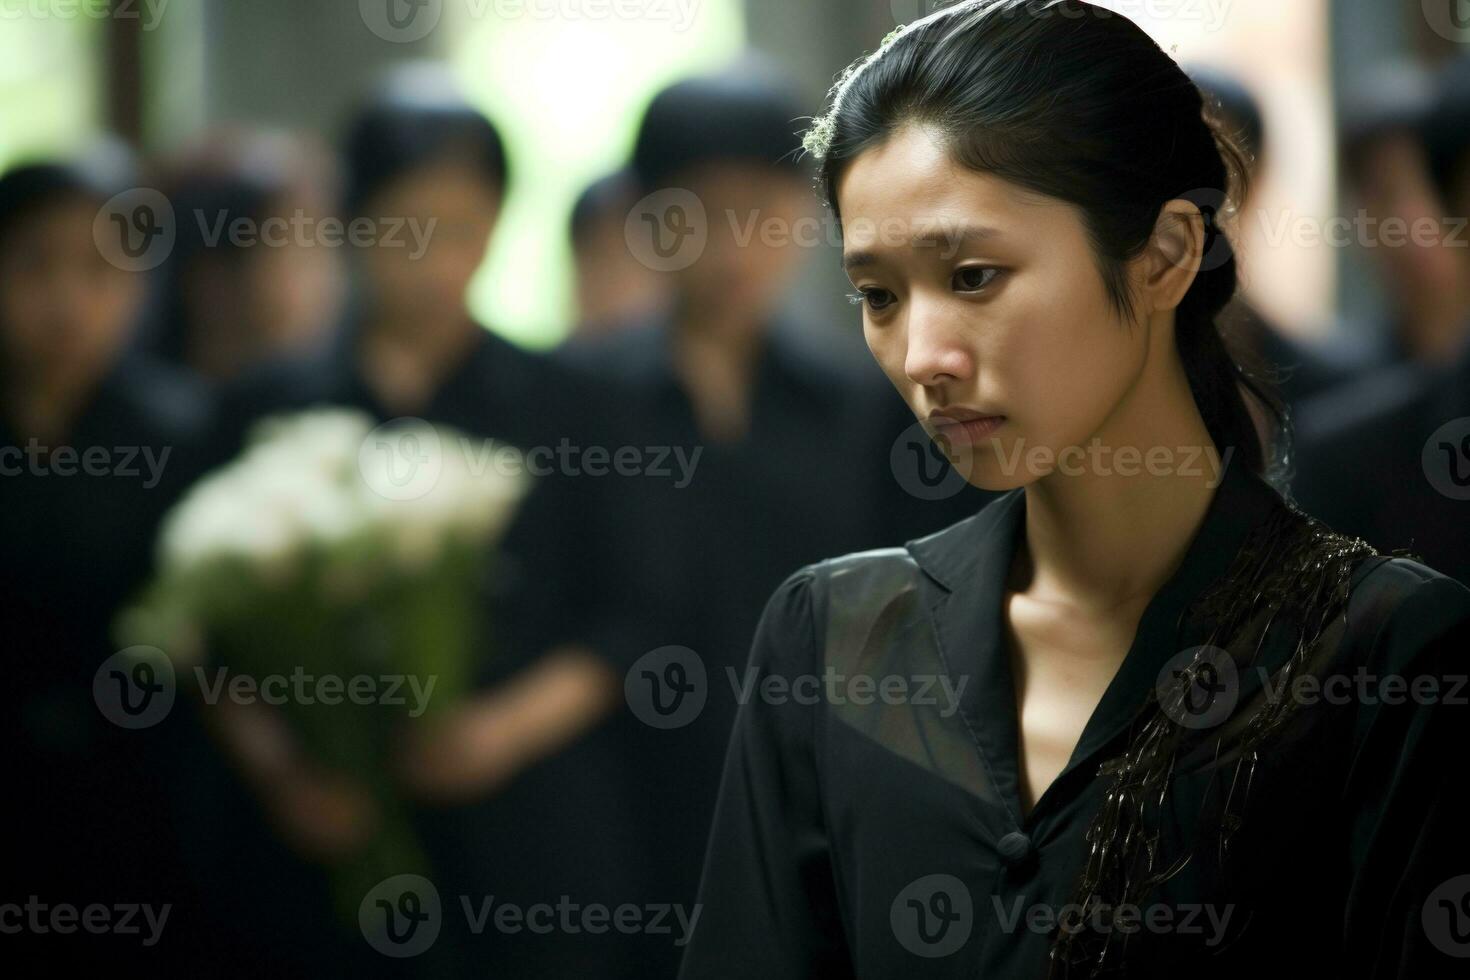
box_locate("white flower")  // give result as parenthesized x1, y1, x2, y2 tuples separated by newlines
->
(155, 408, 530, 587)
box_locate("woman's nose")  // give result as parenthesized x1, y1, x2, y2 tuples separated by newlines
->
(903, 298, 973, 387)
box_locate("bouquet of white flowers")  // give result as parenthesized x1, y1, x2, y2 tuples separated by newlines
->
(117, 408, 530, 922)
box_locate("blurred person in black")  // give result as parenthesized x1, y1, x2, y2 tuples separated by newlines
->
(0, 150, 215, 970)
(567, 167, 668, 338)
(1187, 65, 1369, 410)
(544, 62, 994, 977)
(190, 63, 644, 978)
(1293, 54, 1470, 585)
(1335, 62, 1470, 368)
(144, 128, 346, 385)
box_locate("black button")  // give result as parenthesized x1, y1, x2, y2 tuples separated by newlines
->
(997, 831, 1033, 866)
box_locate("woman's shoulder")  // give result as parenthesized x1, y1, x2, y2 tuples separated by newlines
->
(762, 545, 918, 622)
(1345, 555, 1470, 653)
(1346, 555, 1464, 631)
(790, 496, 1013, 594)
(758, 497, 1019, 652)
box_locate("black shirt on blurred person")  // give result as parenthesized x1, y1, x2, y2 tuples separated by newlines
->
(202, 311, 645, 980)
(0, 157, 218, 973)
(1292, 337, 1470, 587)
(1293, 55, 1470, 586)
(184, 64, 648, 980)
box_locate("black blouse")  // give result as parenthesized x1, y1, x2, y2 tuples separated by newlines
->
(679, 459, 1470, 978)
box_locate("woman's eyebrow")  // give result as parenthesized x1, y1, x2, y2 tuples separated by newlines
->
(842, 224, 1004, 270)
(921, 224, 1003, 257)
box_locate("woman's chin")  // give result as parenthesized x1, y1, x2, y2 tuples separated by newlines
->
(940, 440, 1034, 494)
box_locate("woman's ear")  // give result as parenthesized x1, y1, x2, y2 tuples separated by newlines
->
(1138, 199, 1208, 314)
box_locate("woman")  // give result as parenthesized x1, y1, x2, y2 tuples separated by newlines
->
(679, 3, 1470, 978)
(148, 128, 344, 385)
(0, 154, 216, 970)
(192, 65, 643, 979)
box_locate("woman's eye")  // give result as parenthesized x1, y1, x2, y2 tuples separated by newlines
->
(953, 266, 1000, 292)
(848, 288, 896, 312)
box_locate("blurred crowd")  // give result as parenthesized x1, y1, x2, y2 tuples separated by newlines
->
(0, 46, 1467, 979)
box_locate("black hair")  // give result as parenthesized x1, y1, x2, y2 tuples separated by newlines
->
(0, 145, 135, 255)
(569, 168, 636, 247)
(631, 59, 808, 192)
(1186, 64, 1265, 170)
(149, 130, 335, 367)
(1424, 54, 1470, 212)
(0, 145, 138, 373)
(341, 64, 508, 216)
(804, 0, 1283, 479)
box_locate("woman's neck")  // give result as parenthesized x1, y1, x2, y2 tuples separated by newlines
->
(2, 351, 114, 446)
(669, 305, 766, 443)
(1015, 330, 1223, 614)
(357, 312, 478, 417)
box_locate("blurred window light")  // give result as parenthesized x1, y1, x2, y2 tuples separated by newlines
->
(1094, 0, 1334, 336)
(0, 3, 101, 169)
(447, 0, 745, 348)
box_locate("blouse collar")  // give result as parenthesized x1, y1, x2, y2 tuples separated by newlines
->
(904, 455, 1284, 826)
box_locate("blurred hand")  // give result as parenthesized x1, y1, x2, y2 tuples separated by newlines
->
(202, 698, 379, 862)
(260, 763, 379, 863)
(392, 645, 619, 805)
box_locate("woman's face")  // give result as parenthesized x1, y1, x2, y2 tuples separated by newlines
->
(357, 161, 500, 326)
(0, 197, 141, 381)
(836, 124, 1154, 491)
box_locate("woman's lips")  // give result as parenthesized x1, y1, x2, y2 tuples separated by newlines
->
(928, 414, 1006, 448)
